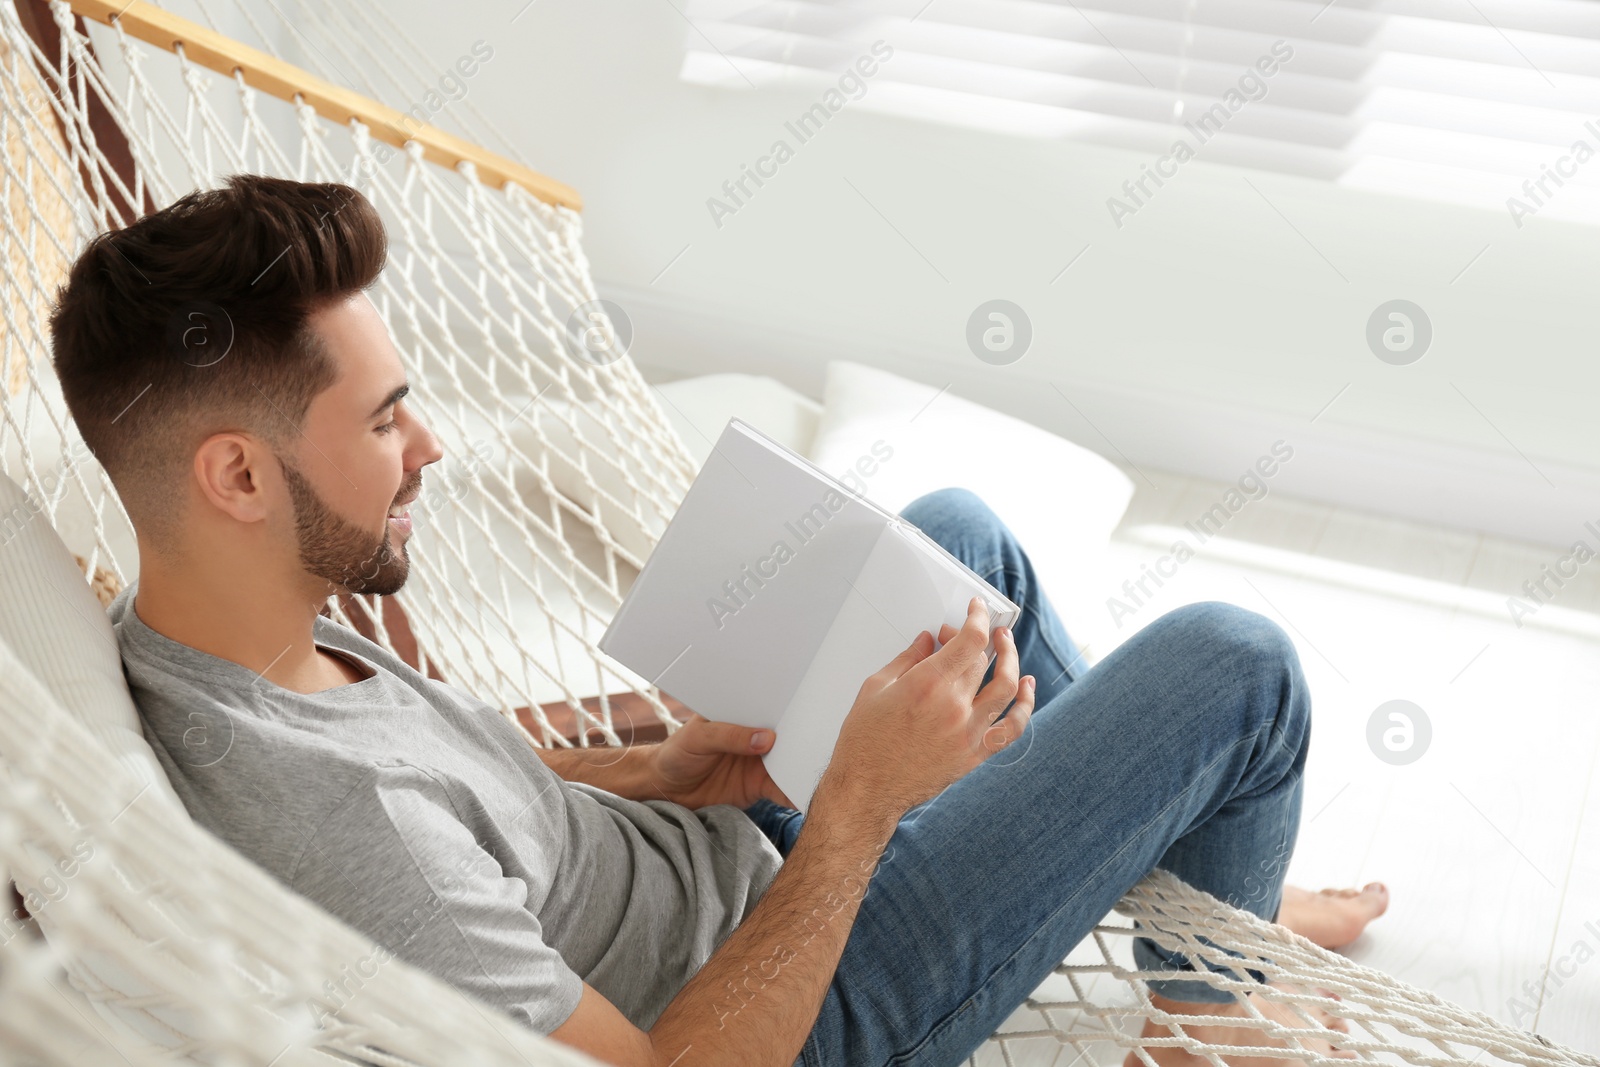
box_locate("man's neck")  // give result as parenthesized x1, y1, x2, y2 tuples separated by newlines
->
(133, 551, 363, 693)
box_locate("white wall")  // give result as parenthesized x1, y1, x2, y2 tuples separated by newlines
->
(390, 0, 1597, 547)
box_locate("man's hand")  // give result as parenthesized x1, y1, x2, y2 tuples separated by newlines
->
(653, 713, 795, 809)
(815, 597, 1035, 820)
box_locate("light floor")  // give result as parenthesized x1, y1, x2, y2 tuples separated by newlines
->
(979, 468, 1600, 1064)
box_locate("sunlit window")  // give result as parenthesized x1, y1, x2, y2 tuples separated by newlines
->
(680, 0, 1600, 225)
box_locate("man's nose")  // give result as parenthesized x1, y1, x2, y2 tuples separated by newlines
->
(411, 420, 444, 468)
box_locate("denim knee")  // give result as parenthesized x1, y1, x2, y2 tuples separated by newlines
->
(899, 487, 1000, 537)
(1149, 602, 1308, 737)
(898, 488, 1013, 573)
(1167, 601, 1295, 661)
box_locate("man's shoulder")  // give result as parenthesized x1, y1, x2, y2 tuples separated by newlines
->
(105, 589, 394, 858)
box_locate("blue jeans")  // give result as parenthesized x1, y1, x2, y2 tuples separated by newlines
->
(742, 488, 1310, 1067)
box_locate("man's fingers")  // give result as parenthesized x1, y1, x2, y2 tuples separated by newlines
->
(685, 716, 774, 754)
(972, 624, 1020, 723)
(980, 676, 1035, 756)
(921, 598, 992, 691)
(869, 630, 935, 690)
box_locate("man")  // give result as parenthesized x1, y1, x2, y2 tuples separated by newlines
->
(50, 175, 1386, 1067)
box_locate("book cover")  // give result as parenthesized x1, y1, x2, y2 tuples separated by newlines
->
(600, 418, 1020, 810)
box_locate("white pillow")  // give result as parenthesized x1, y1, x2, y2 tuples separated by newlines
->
(651, 373, 822, 469)
(0, 471, 210, 1049)
(806, 361, 1134, 659)
(0, 473, 180, 813)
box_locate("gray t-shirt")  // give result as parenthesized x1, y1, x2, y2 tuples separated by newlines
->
(109, 586, 782, 1034)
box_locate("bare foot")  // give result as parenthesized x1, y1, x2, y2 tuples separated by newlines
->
(1121, 989, 1355, 1067)
(1276, 883, 1389, 949)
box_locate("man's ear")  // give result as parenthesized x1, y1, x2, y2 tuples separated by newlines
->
(192, 432, 276, 524)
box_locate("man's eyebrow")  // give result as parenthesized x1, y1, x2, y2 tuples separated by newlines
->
(367, 383, 409, 420)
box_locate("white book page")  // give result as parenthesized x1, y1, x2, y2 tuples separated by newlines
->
(764, 519, 1022, 812)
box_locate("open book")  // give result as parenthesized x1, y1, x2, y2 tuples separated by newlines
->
(599, 418, 1021, 812)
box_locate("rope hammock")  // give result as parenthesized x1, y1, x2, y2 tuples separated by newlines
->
(0, 2, 1593, 1065)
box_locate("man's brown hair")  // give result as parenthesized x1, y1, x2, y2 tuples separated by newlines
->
(49, 174, 387, 537)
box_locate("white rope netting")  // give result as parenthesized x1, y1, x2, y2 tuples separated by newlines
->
(991, 874, 1599, 1067)
(0, 3, 1592, 1066)
(0, 637, 602, 1067)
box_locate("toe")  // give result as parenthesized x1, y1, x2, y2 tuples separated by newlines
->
(1358, 883, 1389, 918)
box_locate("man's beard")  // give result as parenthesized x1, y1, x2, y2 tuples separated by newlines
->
(281, 461, 420, 596)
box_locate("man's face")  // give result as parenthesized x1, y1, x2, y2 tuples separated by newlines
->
(280, 293, 442, 596)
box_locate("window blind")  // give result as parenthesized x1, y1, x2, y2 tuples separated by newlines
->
(679, 0, 1600, 224)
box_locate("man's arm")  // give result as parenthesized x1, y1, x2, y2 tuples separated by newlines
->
(549, 781, 898, 1066)
(535, 715, 784, 810)
(543, 601, 1036, 1067)
(534, 742, 660, 801)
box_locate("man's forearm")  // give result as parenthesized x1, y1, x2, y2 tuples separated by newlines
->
(535, 743, 661, 801)
(646, 788, 899, 1066)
